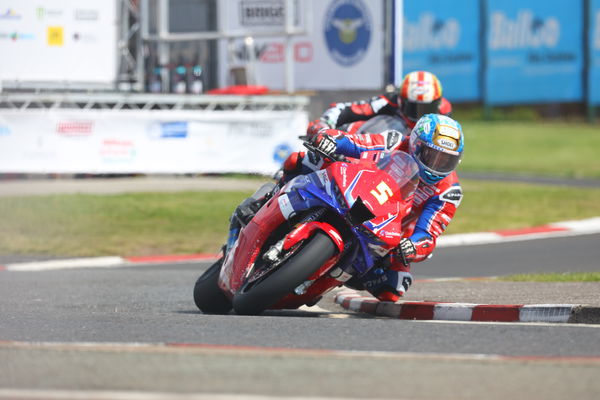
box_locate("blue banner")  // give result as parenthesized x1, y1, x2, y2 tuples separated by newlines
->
(484, 0, 584, 104)
(402, 0, 481, 102)
(590, 0, 600, 105)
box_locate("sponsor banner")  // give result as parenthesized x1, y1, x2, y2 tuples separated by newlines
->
(0, 110, 307, 174)
(224, 0, 304, 32)
(590, 0, 600, 105)
(484, 0, 584, 104)
(402, 0, 481, 102)
(218, 0, 383, 90)
(0, 0, 117, 85)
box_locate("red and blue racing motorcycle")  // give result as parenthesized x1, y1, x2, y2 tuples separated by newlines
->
(193, 144, 419, 315)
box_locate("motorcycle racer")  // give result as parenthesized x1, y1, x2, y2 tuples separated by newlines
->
(306, 70, 453, 137)
(284, 114, 464, 301)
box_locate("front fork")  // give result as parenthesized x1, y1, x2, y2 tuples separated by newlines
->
(262, 220, 346, 295)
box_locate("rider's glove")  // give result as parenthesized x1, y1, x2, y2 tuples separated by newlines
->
(311, 133, 337, 158)
(307, 118, 331, 137)
(397, 238, 417, 265)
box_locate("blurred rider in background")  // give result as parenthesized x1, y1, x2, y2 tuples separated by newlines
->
(306, 70, 452, 137)
(279, 113, 464, 301)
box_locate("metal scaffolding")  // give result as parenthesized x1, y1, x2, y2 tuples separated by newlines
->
(140, 0, 306, 94)
(117, 0, 144, 91)
(0, 92, 309, 111)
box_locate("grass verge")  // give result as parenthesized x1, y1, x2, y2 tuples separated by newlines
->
(0, 179, 599, 257)
(458, 121, 600, 179)
(0, 190, 252, 257)
(442, 179, 600, 235)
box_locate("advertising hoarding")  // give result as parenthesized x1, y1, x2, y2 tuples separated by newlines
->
(219, 0, 383, 90)
(0, 0, 118, 86)
(402, 0, 481, 102)
(590, 0, 600, 105)
(484, 0, 584, 104)
(0, 110, 307, 174)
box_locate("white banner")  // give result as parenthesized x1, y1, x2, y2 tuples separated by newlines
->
(0, 0, 118, 85)
(0, 110, 307, 174)
(219, 0, 383, 90)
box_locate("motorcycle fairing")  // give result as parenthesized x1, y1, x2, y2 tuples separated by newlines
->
(276, 168, 379, 276)
(218, 193, 287, 297)
(329, 161, 403, 249)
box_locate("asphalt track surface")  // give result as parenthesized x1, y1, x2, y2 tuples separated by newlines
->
(416, 232, 600, 278)
(1, 176, 599, 399)
(1, 235, 600, 400)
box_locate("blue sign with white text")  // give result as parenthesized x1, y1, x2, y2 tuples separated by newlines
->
(590, 0, 600, 105)
(403, 0, 481, 102)
(484, 0, 584, 104)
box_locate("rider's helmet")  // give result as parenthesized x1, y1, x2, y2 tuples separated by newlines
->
(399, 71, 443, 122)
(409, 114, 464, 185)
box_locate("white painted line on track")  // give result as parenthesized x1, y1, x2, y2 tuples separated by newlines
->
(0, 340, 501, 361)
(3, 340, 600, 364)
(553, 217, 600, 232)
(5, 257, 125, 271)
(298, 304, 331, 313)
(0, 389, 377, 400)
(417, 319, 600, 328)
(437, 216, 600, 248)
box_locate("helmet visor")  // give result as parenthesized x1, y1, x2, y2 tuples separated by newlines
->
(416, 145, 461, 174)
(401, 99, 441, 121)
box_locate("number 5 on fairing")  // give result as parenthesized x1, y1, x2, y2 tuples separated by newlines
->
(370, 181, 393, 205)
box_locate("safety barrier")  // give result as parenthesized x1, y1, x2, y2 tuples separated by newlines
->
(0, 93, 309, 174)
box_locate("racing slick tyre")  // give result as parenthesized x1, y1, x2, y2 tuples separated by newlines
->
(232, 231, 336, 315)
(193, 258, 232, 314)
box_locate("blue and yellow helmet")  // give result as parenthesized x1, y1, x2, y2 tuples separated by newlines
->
(409, 114, 464, 185)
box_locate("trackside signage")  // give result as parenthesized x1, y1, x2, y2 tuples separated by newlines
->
(218, 0, 383, 90)
(484, 0, 584, 104)
(0, 0, 118, 86)
(590, 0, 600, 105)
(0, 110, 306, 175)
(402, 0, 480, 102)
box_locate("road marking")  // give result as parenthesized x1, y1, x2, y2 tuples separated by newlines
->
(0, 389, 374, 400)
(2, 341, 600, 364)
(417, 319, 600, 328)
(4, 257, 124, 271)
(437, 217, 600, 247)
(298, 304, 330, 313)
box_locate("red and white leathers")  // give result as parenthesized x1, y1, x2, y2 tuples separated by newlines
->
(283, 129, 463, 301)
(307, 90, 453, 137)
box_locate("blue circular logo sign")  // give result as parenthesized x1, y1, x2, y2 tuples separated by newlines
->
(324, 0, 372, 66)
(273, 143, 293, 164)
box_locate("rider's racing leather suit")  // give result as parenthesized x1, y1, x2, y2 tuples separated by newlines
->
(282, 129, 463, 301)
(312, 91, 453, 135)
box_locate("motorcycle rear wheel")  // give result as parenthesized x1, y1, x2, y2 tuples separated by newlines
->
(193, 258, 232, 314)
(232, 231, 336, 315)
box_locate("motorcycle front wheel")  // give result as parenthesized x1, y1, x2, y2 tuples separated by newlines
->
(193, 258, 232, 314)
(232, 231, 336, 315)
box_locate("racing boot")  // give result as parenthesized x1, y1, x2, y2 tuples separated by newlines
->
(345, 257, 413, 302)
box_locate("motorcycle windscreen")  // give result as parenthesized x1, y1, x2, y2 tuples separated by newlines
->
(356, 115, 410, 135)
(376, 151, 419, 200)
